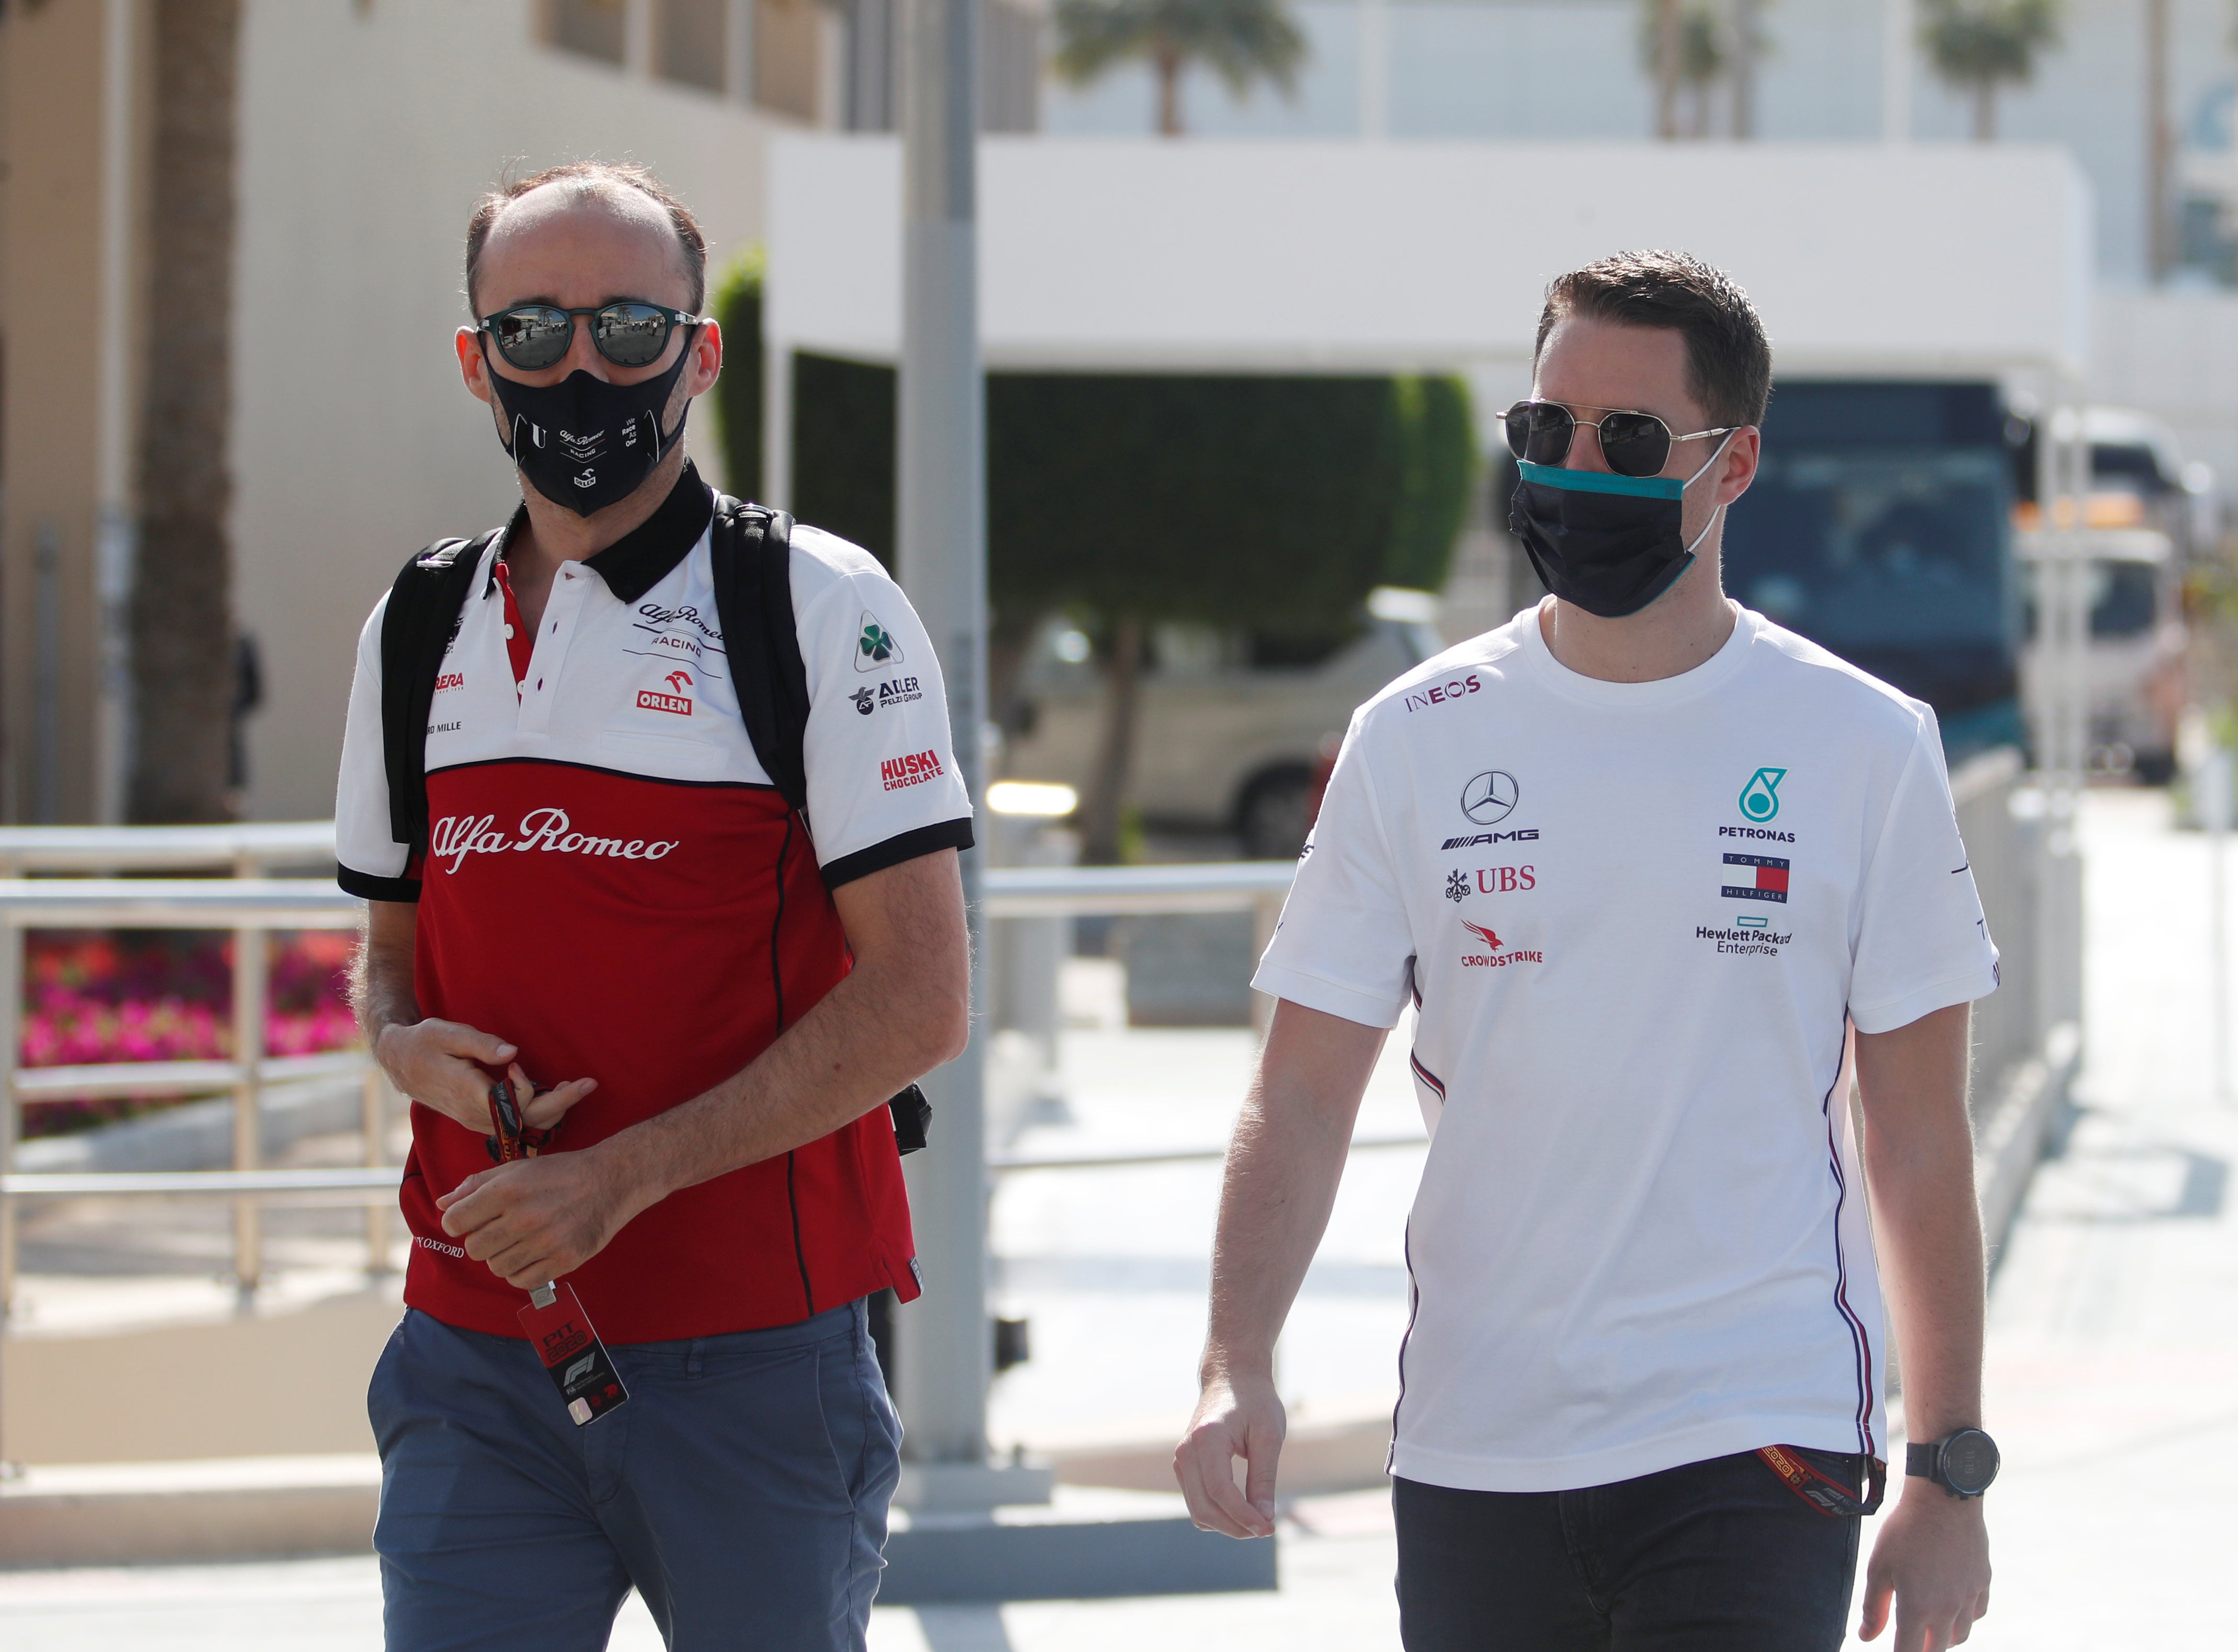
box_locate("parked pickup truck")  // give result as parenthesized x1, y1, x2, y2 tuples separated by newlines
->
(1001, 595, 1445, 859)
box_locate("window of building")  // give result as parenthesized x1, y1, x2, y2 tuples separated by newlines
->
(754, 0, 822, 122)
(545, 0, 627, 66)
(659, 0, 728, 94)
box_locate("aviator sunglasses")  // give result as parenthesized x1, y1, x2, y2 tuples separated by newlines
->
(1503, 399, 1739, 480)
(477, 299, 705, 373)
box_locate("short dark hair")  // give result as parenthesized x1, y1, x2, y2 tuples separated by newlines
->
(465, 161, 708, 316)
(1534, 250, 1772, 429)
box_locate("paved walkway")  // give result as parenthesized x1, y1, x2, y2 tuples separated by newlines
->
(0, 789, 2230, 1648)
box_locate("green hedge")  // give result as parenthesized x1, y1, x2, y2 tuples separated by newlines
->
(707, 255, 1477, 637)
(710, 250, 764, 500)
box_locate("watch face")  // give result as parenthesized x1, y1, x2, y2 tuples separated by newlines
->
(1943, 1430, 2000, 1495)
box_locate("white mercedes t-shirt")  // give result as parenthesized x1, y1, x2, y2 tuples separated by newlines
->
(1254, 599, 1999, 1493)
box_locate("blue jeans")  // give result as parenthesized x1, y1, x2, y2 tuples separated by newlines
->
(1394, 1449, 1864, 1651)
(369, 1298, 899, 1652)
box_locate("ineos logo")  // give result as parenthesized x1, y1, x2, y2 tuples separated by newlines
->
(1460, 771, 1519, 825)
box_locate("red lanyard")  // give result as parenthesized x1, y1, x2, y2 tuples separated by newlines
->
(1757, 1444, 1886, 1517)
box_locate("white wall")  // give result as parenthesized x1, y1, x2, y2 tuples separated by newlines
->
(231, 0, 787, 820)
(770, 137, 2092, 377)
(1043, 0, 2232, 286)
(2093, 287, 2238, 496)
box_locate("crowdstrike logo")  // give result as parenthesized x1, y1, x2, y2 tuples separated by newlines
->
(1460, 916, 1541, 969)
(429, 808, 681, 874)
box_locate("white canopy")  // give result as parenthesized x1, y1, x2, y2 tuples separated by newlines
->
(763, 136, 2092, 499)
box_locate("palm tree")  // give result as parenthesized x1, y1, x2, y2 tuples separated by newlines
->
(1053, 0, 1307, 137)
(131, 0, 242, 823)
(1646, 0, 1682, 139)
(1919, 0, 2063, 143)
(1639, 1, 1733, 139)
(1676, 4, 1728, 137)
(1729, 0, 1769, 139)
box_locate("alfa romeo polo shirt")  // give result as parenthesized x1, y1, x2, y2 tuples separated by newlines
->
(335, 466, 973, 1343)
(1254, 599, 1999, 1493)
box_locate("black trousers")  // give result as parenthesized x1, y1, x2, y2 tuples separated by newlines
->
(1394, 1449, 1863, 1652)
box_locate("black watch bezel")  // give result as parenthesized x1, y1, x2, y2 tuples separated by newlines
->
(1906, 1428, 1999, 1498)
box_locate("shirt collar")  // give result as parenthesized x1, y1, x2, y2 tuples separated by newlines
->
(485, 461, 715, 606)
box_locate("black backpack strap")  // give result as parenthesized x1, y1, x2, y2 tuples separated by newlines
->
(708, 495, 810, 815)
(379, 528, 502, 857)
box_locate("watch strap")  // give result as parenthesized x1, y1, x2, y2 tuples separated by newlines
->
(1906, 1441, 1936, 1479)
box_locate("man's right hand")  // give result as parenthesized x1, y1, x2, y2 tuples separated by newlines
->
(1173, 1368, 1285, 1538)
(373, 1018, 597, 1136)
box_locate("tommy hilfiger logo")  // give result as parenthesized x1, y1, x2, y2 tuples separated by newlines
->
(881, 750, 944, 791)
(1721, 853, 1790, 903)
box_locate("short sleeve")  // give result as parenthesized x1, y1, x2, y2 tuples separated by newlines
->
(790, 530, 975, 887)
(1846, 718, 2001, 1034)
(335, 591, 419, 902)
(1250, 714, 1417, 1029)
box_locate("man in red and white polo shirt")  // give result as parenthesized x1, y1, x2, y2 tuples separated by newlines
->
(338, 162, 971, 1651)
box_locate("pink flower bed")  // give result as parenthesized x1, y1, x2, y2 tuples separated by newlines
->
(20, 930, 361, 1138)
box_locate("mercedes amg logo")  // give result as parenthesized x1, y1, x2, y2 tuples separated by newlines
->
(1460, 770, 1519, 825)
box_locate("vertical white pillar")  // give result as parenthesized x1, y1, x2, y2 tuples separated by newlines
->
(727, 0, 756, 104)
(1359, 0, 1389, 141)
(897, 0, 992, 1475)
(95, 0, 137, 824)
(1882, 0, 1913, 144)
(625, 0, 655, 79)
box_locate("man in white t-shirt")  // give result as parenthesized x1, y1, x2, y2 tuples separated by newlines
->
(1175, 251, 1999, 1652)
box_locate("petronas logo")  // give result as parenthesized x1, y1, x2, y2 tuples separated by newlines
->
(1738, 767, 1787, 823)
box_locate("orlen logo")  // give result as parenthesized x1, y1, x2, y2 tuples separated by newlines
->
(429, 808, 680, 874)
(1404, 673, 1482, 713)
(638, 670, 693, 716)
(433, 671, 466, 693)
(881, 750, 944, 792)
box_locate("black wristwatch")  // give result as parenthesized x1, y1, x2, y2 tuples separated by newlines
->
(1906, 1428, 2000, 1498)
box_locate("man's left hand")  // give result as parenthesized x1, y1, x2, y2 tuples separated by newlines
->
(436, 1145, 649, 1287)
(1857, 1486, 1991, 1650)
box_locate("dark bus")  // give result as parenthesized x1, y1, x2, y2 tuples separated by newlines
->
(1719, 381, 2025, 761)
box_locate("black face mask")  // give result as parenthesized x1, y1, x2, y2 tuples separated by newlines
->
(485, 337, 695, 517)
(1508, 437, 1732, 619)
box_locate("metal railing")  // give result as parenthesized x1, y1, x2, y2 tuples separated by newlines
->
(0, 762, 2065, 1311)
(0, 823, 370, 1311)
(0, 851, 1308, 1312)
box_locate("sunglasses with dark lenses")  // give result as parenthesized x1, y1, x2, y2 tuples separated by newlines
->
(478, 300, 704, 373)
(1502, 400, 1738, 479)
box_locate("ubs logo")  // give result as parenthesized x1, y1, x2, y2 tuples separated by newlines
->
(1460, 771, 1519, 825)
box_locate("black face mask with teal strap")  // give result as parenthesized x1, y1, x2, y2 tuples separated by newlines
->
(1508, 438, 1731, 619)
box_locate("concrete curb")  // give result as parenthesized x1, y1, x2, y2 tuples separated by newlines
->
(0, 1456, 378, 1569)
(1978, 1023, 2081, 1262)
